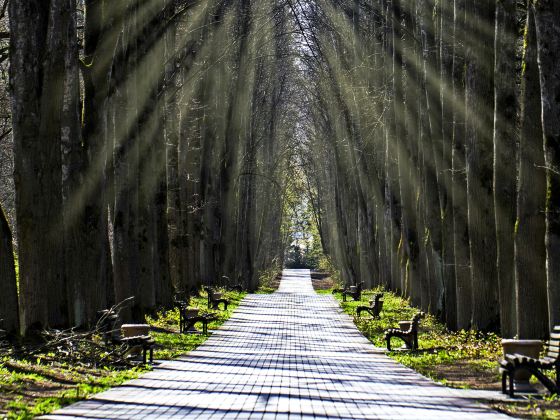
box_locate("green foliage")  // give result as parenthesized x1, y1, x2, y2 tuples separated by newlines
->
(281, 165, 326, 270)
(256, 262, 281, 293)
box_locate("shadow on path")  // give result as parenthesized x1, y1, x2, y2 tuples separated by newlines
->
(44, 269, 507, 419)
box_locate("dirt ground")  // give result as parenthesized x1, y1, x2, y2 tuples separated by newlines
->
(426, 360, 502, 390)
(310, 272, 335, 290)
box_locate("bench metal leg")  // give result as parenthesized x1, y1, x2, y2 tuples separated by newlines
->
(508, 371, 514, 397)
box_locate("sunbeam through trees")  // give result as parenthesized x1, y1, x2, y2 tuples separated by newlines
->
(0, 0, 559, 342)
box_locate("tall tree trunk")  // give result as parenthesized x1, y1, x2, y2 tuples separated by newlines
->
(400, 0, 422, 307)
(464, 0, 499, 331)
(452, 0, 472, 330)
(62, 0, 89, 327)
(533, 0, 560, 330)
(112, 4, 140, 321)
(164, 2, 182, 294)
(10, 0, 68, 331)
(82, 0, 118, 322)
(440, 0, 457, 329)
(515, 4, 548, 339)
(492, 0, 518, 338)
(0, 205, 18, 334)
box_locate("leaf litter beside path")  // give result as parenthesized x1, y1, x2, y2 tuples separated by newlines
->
(1, 289, 246, 419)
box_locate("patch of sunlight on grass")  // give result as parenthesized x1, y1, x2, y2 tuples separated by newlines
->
(146, 289, 246, 359)
(330, 286, 503, 388)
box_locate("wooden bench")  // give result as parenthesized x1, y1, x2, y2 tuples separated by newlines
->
(174, 299, 215, 334)
(342, 282, 364, 302)
(384, 312, 424, 351)
(97, 309, 155, 364)
(356, 293, 383, 318)
(221, 275, 243, 292)
(229, 284, 244, 292)
(500, 326, 560, 397)
(204, 286, 229, 310)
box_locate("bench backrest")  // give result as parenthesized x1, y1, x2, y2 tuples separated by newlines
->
(546, 325, 560, 362)
(204, 287, 216, 300)
(174, 296, 188, 309)
(409, 312, 424, 333)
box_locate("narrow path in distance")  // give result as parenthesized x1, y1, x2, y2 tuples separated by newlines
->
(45, 269, 507, 419)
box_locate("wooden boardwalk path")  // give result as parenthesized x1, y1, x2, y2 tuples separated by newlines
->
(45, 269, 507, 419)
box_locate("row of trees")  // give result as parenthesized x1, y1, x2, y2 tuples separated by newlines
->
(3, 0, 559, 341)
(302, 0, 560, 338)
(1, 0, 300, 334)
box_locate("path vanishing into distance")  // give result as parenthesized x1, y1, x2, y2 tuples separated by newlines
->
(45, 270, 508, 419)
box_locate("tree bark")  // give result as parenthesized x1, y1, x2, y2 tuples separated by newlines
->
(492, 0, 519, 338)
(533, 0, 560, 326)
(61, 0, 89, 327)
(515, 4, 548, 339)
(10, 0, 68, 331)
(452, 0, 472, 330)
(0, 205, 18, 334)
(82, 0, 119, 323)
(464, 0, 499, 331)
(533, 0, 560, 329)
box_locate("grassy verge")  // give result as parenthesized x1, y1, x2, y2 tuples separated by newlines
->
(146, 289, 246, 359)
(1, 288, 245, 419)
(0, 358, 147, 419)
(326, 287, 560, 419)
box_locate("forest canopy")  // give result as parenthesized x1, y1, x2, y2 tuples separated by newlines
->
(0, 0, 559, 340)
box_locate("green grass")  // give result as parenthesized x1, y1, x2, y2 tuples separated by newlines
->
(329, 286, 560, 418)
(1, 362, 147, 419)
(329, 287, 502, 385)
(147, 289, 246, 359)
(255, 286, 276, 294)
(1, 288, 246, 419)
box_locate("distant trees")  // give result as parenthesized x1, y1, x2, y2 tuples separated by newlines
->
(302, 0, 560, 338)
